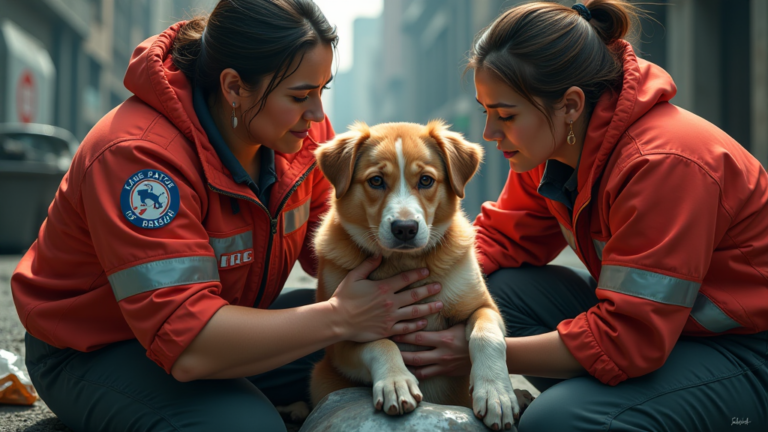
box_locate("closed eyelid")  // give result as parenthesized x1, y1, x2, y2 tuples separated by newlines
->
(476, 98, 517, 109)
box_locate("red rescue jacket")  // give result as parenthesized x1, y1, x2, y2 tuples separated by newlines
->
(474, 41, 768, 385)
(11, 22, 334, 373)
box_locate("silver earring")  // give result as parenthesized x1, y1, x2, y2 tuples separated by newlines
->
(231, 102, 238, 129)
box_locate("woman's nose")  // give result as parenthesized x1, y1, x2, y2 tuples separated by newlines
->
(483, 120, 502, 142)
(304, 98, 325, 123)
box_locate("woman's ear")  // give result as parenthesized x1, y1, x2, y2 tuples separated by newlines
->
(219, 68, 243, 103)
(561, 86, 587, 122)
(315, 122, 371, 199)
(426, 120, 484, 199)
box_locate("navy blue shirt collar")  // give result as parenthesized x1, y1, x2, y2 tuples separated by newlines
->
(537, 158, 580, 211)
(192, 87, 277, 204)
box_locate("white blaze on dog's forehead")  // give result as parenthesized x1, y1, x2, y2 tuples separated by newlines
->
(395, 137, 407, 196)
(375, 133, 430, 250)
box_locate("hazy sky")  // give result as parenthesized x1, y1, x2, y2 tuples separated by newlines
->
(312, 0, 382, 118)
(313, 0, 383, 73)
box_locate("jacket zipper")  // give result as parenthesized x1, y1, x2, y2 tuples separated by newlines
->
(207, 161, 317, 308)
(571, 195, 592, 265)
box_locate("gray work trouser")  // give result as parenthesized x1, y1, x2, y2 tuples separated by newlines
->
(25, 289, 321, 432)
(486, 265, 768, 432)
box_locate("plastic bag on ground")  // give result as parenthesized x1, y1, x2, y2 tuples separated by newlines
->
(0, 349, 38, 405)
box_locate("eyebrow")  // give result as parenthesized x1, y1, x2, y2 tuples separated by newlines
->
(288, 76, 334, 91)
(476, 98, 517, 109)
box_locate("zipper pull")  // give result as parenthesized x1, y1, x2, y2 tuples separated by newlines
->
(271, 219, 278, 234)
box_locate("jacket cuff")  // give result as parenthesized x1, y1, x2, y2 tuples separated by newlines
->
(298, 221, 321, 277)
(557, 313, 629, 386)
(147, 289, 229, 373)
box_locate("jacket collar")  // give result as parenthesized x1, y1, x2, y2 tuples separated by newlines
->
(572, 41, 677, 218)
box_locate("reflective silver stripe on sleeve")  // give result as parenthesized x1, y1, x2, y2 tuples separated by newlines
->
(598, 265, 700, 307)
(284, 200, 311, 234)
(559, 223, 576, 251)
(108, 256, 220, 301)
(593, 239, 606, 261)
(209, 231, 253, 261)
(690, 293, 742, 333)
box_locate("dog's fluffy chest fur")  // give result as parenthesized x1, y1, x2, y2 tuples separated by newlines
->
(318, 213, 487, 334)
(368, 249, 485, 331)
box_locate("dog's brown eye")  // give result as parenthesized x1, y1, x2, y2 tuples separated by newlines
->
(419, 175, 435, 189)
(368, 176, 385, 189)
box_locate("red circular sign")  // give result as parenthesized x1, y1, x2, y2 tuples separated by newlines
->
(16, 70, 36, 123)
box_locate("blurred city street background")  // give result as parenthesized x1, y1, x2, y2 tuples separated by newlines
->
(1, 0, 767, 430)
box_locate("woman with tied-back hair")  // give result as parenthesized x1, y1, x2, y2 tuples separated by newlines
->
(393, 1, 768, 430)
(11, 1, 442, 430)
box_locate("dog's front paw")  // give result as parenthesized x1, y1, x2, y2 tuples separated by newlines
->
(470, 373, 519, 430)
(371, 369, 422, 415)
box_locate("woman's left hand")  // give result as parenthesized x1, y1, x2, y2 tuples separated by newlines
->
(392, 323, 471, 380)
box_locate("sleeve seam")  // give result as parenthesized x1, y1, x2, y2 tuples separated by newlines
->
(610, 142, 734, 220)
(77, 136, 180, 208)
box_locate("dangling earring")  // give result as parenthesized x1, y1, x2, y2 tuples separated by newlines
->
(566, 120, 576, 146)
(231, 102, 238, 129)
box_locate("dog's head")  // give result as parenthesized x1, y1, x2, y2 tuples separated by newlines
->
(315, 121, 483, 254)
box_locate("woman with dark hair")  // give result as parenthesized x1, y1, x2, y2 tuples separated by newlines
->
(394, 1, 768, 430)
(11, 1, 441, 430)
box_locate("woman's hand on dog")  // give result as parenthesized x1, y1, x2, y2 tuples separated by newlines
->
(393, 323, 472, 379)
(328, 255, 444, 343)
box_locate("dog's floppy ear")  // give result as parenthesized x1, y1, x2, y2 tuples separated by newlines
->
(315, 122, 371, 199)
(426, 120, 484, 199)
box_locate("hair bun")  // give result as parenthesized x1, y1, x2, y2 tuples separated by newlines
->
(585, 0, 637, 46)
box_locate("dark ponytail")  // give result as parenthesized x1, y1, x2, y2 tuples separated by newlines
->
(171, 16, 208, 83)
(171, 0, 338, 119)
(467, 0, 644, 133)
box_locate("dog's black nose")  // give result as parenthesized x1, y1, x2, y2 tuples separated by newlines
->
(391, 220, 419, 241)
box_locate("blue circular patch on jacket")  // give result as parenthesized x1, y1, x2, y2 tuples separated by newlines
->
(120, 169, 180, 229)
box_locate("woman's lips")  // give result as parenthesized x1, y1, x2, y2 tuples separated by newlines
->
(503, 151, 519, 158)
(290, 130, 309, 139)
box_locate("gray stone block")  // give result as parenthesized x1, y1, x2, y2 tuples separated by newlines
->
(300, 387, 516, 432)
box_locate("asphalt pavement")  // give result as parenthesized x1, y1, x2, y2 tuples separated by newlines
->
(0, 255, 70, 432)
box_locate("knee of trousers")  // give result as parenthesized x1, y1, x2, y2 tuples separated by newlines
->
(485, 267, 550, 318)
(168, 382, 289, 432)
(194, 398, 286, 432)
(518, 378, 606, 432)
(485, 267, 537, 302)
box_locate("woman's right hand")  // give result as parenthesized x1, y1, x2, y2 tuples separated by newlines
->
(328, 255, 443, 343)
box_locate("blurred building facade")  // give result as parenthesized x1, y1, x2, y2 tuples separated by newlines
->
(333, 0, 768, 217)
(331, 16, 383, 131)
(2, 0, 767, 218)
(0, 0, 215, 140)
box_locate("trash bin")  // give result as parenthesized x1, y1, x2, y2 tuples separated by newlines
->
(0, 123, 78, 253)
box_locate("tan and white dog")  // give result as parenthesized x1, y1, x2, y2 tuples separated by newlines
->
(310, 121, 523, 430)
